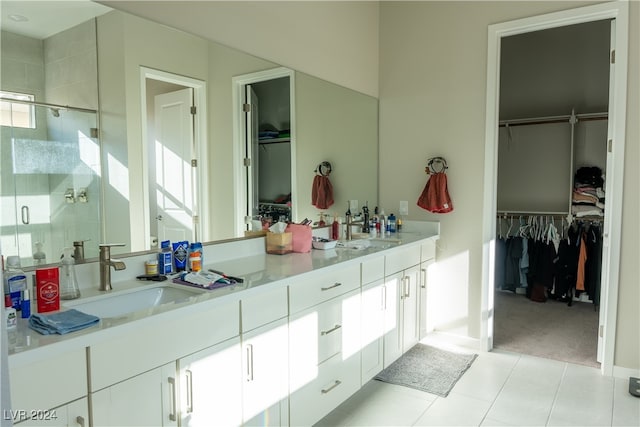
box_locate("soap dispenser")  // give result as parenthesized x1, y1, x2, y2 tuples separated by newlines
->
(60, 248, 81, 300)
(33, 242, 46, 265)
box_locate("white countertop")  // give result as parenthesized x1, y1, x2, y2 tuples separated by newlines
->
(7, 223, 439, 365)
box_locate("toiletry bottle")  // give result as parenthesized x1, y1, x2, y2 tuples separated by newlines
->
(331, 214, 339, 240)
(35, 267, 60, 313)
(33, 242, 46, 265)
(159, 240, 173, 274)
(4, 256, 27, 311)
(388, 213, 397, 233)
(4, 296, 17, 330)
(60, 248, 81, 300)
(397, 217, 403, 231)
(21, 289, 31, 318)
(379, 209, 386, 235)
(318, 212, 326, 227)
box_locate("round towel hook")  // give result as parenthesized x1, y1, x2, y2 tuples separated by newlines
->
(426, 157, 448, 174)
(315, 161, 332, 176)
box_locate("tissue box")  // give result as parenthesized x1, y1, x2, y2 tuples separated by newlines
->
(266, 232, 293, 255)
(245, 230, 267, 238)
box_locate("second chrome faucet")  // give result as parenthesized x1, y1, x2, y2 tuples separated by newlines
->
(98, 243, 126, 291)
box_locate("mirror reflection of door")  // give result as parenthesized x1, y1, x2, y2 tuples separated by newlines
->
(243, 76, 292, 228)
(146, 81, 196, 246)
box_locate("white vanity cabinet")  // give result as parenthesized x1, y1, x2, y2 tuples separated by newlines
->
(177, 337, 243, 427)
(9, 348, 88, 426)
(288, 264, 362, 426)
(419, 238, 437, 338)
(360, 256, 386, 383)
(89, 298, 240, 426)
(241, 286, 289, 427)
(91, 363, 177, 427)
(383, 244, 422, 367)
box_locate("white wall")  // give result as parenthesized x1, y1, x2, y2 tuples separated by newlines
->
(100, 0, 380, 98)
(378, 0, 639, 371)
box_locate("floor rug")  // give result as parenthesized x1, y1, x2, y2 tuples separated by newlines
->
(374, 343, 477, 397)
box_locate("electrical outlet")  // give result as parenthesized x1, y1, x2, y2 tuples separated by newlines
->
(349, 200, 358, 211)
(399, 201, 409, 216)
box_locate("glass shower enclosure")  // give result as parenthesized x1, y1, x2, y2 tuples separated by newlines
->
(1, 99, 102, 268)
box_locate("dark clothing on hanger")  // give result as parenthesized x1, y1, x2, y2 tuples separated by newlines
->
(504, 237, 523, 292)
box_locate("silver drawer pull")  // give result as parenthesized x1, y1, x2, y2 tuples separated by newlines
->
(168, 377, 177, 421)
(321, 324, 342, 336)
(321, 380, 342, 394)
(321, 282, 342, 291)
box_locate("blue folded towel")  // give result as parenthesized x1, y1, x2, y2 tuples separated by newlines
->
(29, 309, 100, 335)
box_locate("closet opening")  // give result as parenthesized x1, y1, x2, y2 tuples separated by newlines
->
(481, 1, 629, 376)
(493, 20, 610, 368)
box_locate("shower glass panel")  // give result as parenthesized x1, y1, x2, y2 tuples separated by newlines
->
(1, 102, 102, 267)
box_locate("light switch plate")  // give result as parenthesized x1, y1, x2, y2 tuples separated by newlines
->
(399, 201, 409, 216)
(349, 200, 358, 211)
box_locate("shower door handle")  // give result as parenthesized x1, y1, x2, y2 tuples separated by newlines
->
(21, 206, 30, 224)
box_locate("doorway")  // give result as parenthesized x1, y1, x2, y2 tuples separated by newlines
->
(232, 68, 295, 236)
(140, 68, 207, 249)
(481, 2, 629, 375)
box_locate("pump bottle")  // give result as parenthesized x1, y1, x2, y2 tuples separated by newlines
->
(60, 248, 81, 300)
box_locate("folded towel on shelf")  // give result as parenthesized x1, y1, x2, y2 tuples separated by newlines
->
(29, 309, 100, 335)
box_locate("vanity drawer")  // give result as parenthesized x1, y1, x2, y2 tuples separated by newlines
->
(385, 244, 421, 275)
(289, 288, 360, 370)
(421, 238, 436, 262)
(361, 255, 385, 285)
(289, 351, 361, 427)
(10, 348, 87, 413)
(289, 263, 359, 314)
(89, 299, 239, 391)
(241, 285, 288, 333)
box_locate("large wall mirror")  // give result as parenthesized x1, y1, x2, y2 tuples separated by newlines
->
(1, 1, 379, 267)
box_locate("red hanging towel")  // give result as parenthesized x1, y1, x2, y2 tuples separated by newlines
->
(417, 172, 453, 213)
(312, 175, 334, 209)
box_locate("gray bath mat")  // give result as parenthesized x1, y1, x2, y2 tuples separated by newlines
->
(374, 343, 477, 397)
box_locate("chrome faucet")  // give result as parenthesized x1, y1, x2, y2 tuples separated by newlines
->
(99, 243, 126, 291)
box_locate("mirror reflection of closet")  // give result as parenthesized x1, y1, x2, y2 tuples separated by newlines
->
(245, 76, 292, 225)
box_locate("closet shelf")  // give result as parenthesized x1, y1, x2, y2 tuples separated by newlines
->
(259, 137, 290, 145)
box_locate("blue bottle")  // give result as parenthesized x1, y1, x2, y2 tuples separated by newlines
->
(388, 213, 397, 233)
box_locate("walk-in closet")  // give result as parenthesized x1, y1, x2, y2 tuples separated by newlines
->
(493, 19, 611, 367)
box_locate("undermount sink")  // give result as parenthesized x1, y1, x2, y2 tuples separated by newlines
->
(337, 237, 401, 250)
(63, 285, 203, 319)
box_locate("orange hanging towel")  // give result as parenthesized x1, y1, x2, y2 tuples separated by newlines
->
(417, 172, 453, 213)
(312, 175, 334, 209)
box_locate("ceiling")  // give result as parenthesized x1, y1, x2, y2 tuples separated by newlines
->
(0, 1, 111, 39)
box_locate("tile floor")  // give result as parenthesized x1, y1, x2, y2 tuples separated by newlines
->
(315, 337, 640, 426)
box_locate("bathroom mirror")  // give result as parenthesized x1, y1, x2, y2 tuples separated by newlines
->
(1, 1, 379, 267)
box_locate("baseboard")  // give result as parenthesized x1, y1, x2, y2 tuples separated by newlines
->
(422, 331, 483, 352)
(613, 364, 640, 379)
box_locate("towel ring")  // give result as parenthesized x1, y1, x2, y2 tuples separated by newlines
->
(426, 157, 448, 174)
(315, 161, 332, 177)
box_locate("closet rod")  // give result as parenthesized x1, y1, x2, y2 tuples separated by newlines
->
(497, 210, 569, 217)
(498, 112, 608, 127)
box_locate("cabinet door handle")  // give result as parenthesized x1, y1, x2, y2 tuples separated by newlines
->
(321, 324, 342, 336)
(75, 416, 85, 427)
(168, 377, 177, 421)
(246, 344, 254, 381)
(21, 205, 29, 225)
(321, 380, 342, 394)
(382, 285, 387, 310)
(421, 268, 427, 289)
(403, 276, 410, 298)
(321, 282, 342, 291)
(186, 369, 194, 414)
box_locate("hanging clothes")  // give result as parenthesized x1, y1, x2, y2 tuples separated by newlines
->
(575, 233, 588, 292)
(417, 172, 453, 213)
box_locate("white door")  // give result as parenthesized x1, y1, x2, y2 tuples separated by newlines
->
(244, 85, 260, 224)
(154, 88, 195, 244)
